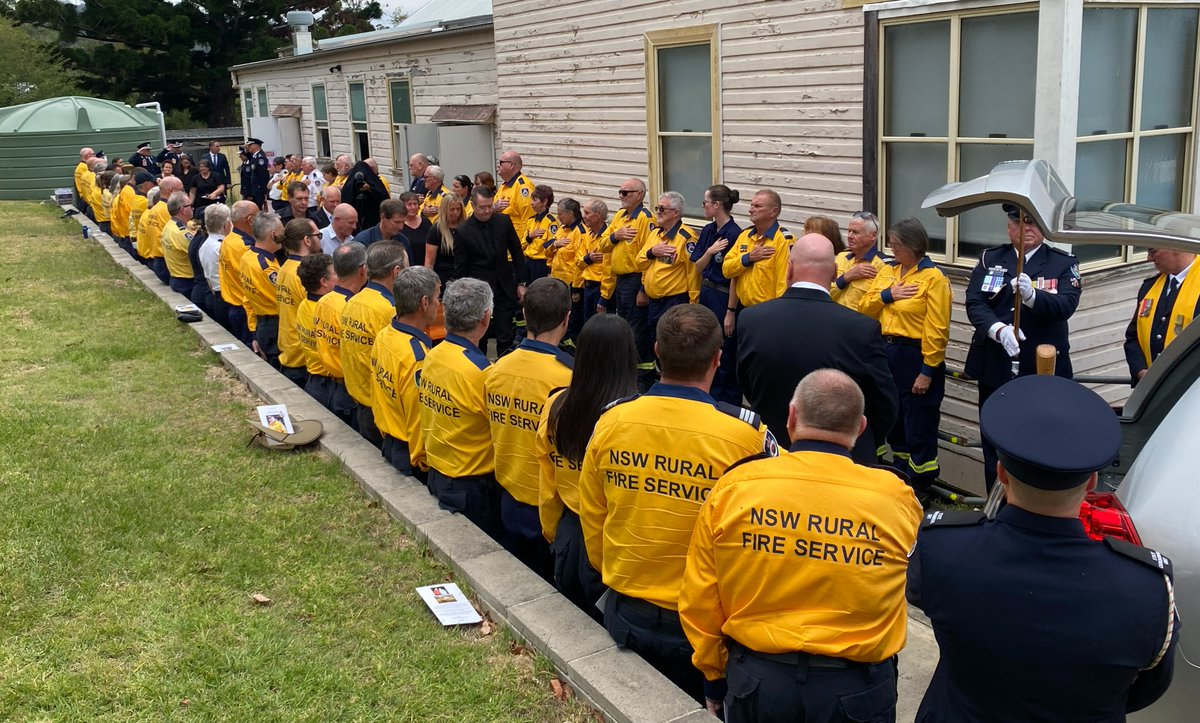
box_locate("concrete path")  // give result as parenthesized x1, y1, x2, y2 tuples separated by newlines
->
(73, 209, 938, 722)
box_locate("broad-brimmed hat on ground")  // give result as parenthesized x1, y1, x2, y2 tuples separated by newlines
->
(248, 418, 324, 450)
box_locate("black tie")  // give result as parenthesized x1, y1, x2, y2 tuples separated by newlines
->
(1164, 277, 1180, 311)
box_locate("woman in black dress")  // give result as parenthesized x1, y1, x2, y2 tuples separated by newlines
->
(190, 158, 227, 213)
(177, 153, 198, 190)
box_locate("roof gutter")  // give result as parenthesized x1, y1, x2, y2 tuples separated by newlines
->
(229, 16, 493, 73)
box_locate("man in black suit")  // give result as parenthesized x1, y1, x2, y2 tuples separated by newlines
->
(455, 186, 530, 354)
(964, 204, 1081, 492)
(277, 181, 326, 228)
(206, 141, 231, 186)
(737, 233, 898, 465)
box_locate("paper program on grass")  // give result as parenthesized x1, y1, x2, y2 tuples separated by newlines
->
(257, 404, 294, 434)
(416, 583, 483, 626)
(211, 342, 240, 353)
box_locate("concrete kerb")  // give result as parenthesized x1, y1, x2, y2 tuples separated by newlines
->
(69, 208, 715, 723)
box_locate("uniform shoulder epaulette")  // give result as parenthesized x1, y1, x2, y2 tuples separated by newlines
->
(1104, 537, 1173, 575)
(680, 226, 696, 240)
(781, 228, 794, 241)
(546, 212, 557, 223)
(1046, 245, 1076, 259)
(635, 206, 652, 220)
(884, 258, 901, 267)
(921, 509, 986, 529)
(460, 345, 490, 371)
(725, 452, 772, 475)
(408, 337, 428, 362)
(716, 401, 762, 428)
(603, 393, 639, 412)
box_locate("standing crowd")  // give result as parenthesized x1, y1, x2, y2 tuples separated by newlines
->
(72, 142, 1181, 723)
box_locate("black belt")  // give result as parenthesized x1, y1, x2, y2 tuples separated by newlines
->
(613, 591, 680, 624)
(701, 278, 730, 294)
(883, 334, 921, 348)
(729, 640, 871, 670)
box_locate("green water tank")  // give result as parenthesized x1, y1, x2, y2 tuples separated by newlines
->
(0, 96, 161, 200)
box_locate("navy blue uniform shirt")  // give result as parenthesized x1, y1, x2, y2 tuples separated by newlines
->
(909, 505, 1177, 722)
(689, 218, 742, 286)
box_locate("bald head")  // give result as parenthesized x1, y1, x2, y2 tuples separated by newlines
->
(159, 176, 184, 195)
(787, 369, 867, 448)
(787, 233, 837, 287)
(331, 202, 358, 238)
(498, 151, 524, 182)
(80, 147, 95, 162)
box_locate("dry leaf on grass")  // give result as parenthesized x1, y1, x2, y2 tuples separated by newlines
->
(550, 678, 573, 701)
(251, 593, 272, 605)
(479, 619, 495, 636)
(509, 640, 528, 656)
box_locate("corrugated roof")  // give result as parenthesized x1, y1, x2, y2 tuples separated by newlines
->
(313, 0, 493, 52)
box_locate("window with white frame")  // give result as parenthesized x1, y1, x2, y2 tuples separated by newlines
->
(349, 81, 370, 159)
(389, 78, 413, 169)
(879, 9, 1038, 265)
(645, 26, 719, 219)
(257, 88, 268, 118)
(312, 84, 331, 158)
(1072, 5, 1198, 264)
(243, 89, 254, 121)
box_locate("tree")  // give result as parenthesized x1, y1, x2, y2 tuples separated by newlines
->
(6, 0, 382, 126)
(0, 18, 80, 107)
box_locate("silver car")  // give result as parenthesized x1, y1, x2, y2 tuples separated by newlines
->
(923, 159, 1200, 720)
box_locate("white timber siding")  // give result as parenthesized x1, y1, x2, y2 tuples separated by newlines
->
(235, 29, 498, 185)
(492, 0, 864, 225)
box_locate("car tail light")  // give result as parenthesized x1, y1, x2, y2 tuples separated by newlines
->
(1079, 492, 1142, 545)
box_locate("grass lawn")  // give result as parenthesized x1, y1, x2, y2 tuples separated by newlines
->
(0, 202, 592, 722)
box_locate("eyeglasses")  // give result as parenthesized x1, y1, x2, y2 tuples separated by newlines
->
(852, 211, 877, 221)
(653, 205, 678, 213)
(497, 160, 514, 166)
(1009, 214, 1035, 225)
(306, 232, 322, 239)
(618, 190, 640, 197)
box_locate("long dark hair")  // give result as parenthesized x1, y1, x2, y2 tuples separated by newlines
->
(548, 315, 638, 463)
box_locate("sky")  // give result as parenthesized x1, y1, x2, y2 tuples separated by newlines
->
(377, 0, 431, 27)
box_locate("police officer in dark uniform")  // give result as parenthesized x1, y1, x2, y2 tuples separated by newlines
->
(908, 374, 1178, 722)
(237, 147, 253, 201)
(156, 141, 181, 168)
(965, 204, 1081, 492)
(245, 138, 270, 210)
(132, 142, 161, 177)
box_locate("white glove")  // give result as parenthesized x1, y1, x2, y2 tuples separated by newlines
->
(996, 324, 1026, 358)
(1010, 273, 1036, 308)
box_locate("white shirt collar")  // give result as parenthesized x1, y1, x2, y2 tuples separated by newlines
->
(790, 281, 831, 295)
(1171, 261, 1193, 287)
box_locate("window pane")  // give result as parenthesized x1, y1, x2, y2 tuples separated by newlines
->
(356, 132, 370, 160)
(317, 129, 330, 158)
(243, 90, 253, 119)
(257, 88, 268, 118)
(1078, 8, 1136, 136)
(1073, 138, 1127, 264)
(1141, 8, 1198, 131)
(884, 21, 949, 138)
(313, 85, 327, 121)
(1136, 134, 1187, 211)
(959, 13, 1037, 139)
(1075, 139, 1128, 202)
(957, 144, 1034, 261)
(390, 80, 412, 125)
(350, 83, 367, 122)
(885, 142, 948, 255)
(661, 135, 711, 218)
(658, 44, 711, 133)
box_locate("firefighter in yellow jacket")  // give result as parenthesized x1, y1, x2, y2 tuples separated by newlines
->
(420, 278, 503, 541)
(309, 242, 368, 426)
(859, 218, 952, 496)
(721, 189, 794, 309)
(485, 278, 573, 577)
(371, 266, 440, 479)
(340, 241, 408, 447)
(577, 198, 614, 321)
(832, 211, 888, 310)
(578, 304, 777, 701)
(679, 369, 922, 719)
(638, 192, 699, 356)
(604, 179, 657, 383)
